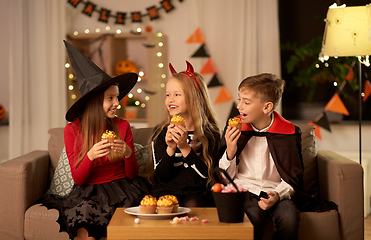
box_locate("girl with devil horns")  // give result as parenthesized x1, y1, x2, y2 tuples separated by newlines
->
(150, 61, 221, 207)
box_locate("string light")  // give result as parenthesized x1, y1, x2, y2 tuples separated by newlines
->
(145, 96, 150, 101)
(137, 28, 142, 33)
(161, 74, 166, 79)
(135, 100, 140, 106)
(157, 32, 163, 37)
(158, 42, 163, 47)
(158, 63, 164, 68)
(73, 31, 78, 36)
(333, 82, 338, 87)
(141, 103, 146, 108)
(315, 64, 320, 68)
(69, 74, 74, 79)
(71, 94, 77, 99)
(84, 29, 90, 34)
(160, 83, 165, 88)
(157, 52, 162, 57)
(95, 28, 100, 33)
(116, 29, 122, 34)
(128, 93, 134, 98)
(68, 85, 74, 90)
(137, 77, 142, 82)
(137, 88, 142, 93)
(105, 26, 110, 31)
(117, 105, 121, 109)
(65, 63, 70, 68)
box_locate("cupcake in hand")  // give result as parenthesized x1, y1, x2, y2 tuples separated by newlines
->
(170, 115, 186, 127)
(228, 117, 242, 131)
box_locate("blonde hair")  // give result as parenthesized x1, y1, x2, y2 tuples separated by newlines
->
(151, 72, 220, 182)
(238, 73, 285, 110)
(75, 86, 122, 167)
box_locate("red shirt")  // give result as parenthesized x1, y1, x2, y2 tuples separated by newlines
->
(64, 117, 138, 185)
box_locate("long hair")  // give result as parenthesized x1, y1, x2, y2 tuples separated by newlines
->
(74, 87, 122, 167)
(151, 72, 220, 182)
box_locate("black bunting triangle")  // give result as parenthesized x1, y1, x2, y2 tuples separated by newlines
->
(191, 44, 210, 57)
(208, 74, 223, 88)
(313, 111, 331, 132)
(228, 102, 240, 119)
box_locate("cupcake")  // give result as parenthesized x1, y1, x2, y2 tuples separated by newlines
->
(101, 130, 120, 162)
(170, 115, 186, 127)
(228, 117, 242, 131)
(160, 195, 179, 213)
(139, 195, 157, 214)
(101, 130, 117, 143)
(156, 197, 173, 214)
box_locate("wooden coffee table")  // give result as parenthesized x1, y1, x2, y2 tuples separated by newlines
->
(107, 207, 253, 240)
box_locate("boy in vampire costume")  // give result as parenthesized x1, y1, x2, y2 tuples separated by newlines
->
(217, 73, 337, 240)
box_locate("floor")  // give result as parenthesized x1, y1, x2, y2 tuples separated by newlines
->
(366, 214, 371, 240)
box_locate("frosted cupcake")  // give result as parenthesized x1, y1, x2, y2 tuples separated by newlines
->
(170, 115, 185, 127)
(228, 117, 242, 131)
(160, 195, 179, 213)
(156, 198, 173, 214)
(139, 195, 157, 214)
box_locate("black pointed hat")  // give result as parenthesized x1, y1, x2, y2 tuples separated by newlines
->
(64, 40, 137, 122)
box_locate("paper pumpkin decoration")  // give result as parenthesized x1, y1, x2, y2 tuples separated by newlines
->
(0, 104, 6, 122)
(115, 60, 138, 75)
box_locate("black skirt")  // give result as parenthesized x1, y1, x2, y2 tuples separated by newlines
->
(39, 176, 148, 240)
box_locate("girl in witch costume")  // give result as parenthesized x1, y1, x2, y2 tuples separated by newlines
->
(40, 41, 147, 240)
(150, 61, 221, 207)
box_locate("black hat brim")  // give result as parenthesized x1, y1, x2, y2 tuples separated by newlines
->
(66, 72, 138, 122)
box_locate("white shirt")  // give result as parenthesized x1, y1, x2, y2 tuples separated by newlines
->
(219, 114, 294, 200)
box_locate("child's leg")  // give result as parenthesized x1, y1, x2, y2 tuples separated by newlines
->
(244, 195, 267, 240)
(270, 199, 300, 240)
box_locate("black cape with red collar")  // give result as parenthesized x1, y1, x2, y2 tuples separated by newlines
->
(218, 111, 337, 212)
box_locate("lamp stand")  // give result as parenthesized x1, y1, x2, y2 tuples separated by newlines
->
(359, 61, 362, 165)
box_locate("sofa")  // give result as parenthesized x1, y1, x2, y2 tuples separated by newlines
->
(0, 124, 364, 240)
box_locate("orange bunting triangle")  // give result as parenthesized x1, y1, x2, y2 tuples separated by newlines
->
(214, 86, 233, 104)
(363, 80, 371, 102)
(308, 121, 322, 141)
(200, 58, 217, 74)
(345, 67, 354, 81)
(324, 93, 350, 116)
(185, 28, 205, 44)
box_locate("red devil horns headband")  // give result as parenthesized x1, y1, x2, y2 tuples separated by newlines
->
(169, 61, 201, 90)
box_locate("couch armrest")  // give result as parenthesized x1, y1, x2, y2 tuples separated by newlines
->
(317, 150, 364, 240)
(0, 150, 50, 240)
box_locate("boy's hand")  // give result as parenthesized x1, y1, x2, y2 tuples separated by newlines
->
(258, 191, 279, 210)
(225, 126, 241, 159)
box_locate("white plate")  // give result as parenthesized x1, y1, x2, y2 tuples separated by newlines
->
(124, 206, 191, 219)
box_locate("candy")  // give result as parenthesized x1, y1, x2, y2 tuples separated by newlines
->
(190, 217, 198, 221)
(172, 217, 180, 224)
(134, 218, 140, 224)
(202, 219, 209, 223)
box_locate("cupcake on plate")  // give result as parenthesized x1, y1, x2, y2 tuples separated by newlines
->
(139, 195, 157, 214)
(160, 195, 179, 213)
(156, 197, 173, 214)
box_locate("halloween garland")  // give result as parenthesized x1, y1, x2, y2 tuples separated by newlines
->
(67, 0, 183, 24)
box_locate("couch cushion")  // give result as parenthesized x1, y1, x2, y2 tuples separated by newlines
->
(47, 147, 74, 196)
(48, 128, 65, 182)
(46, 143, 150, 196)
(296, 124, 319, 197)
(298, 210, 340, 240)
(24, 204, 69, 240)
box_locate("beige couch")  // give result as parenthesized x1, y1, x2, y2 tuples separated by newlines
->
(0, 125, 364, 240)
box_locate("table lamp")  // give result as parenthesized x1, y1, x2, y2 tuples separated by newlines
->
(319, 3, 371, 164)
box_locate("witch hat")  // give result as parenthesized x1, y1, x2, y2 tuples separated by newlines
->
(64, 40, 138, 122)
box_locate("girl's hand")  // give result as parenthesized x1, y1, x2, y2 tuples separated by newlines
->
(112, 139, 132, 158)
(166, 124, 177, 156)
(225, 126, 241, 159)
(171, 125, 191, 157)
(258, 191, 280, 210)
(87, 140, 110, 161)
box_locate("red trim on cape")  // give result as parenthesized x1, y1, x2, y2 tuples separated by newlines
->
(239, 111, 295, 134)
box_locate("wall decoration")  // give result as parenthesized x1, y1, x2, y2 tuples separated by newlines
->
(214, 86, 233, 104)
(207, 74, 223, 88)
(324, 93, 350, 116)
(67, 0, 181, 24)
(185, 28, 205, 44)
(0, 104, 6, 122)
(312, 111, 331, 132)
(308, 121, 322, 140)
(191, 44, 209, 57)
(200, 58, 217, 74)
(115, 60, 138, 75)
(228, 103, 240, 119)
(363, 80, 371, 102)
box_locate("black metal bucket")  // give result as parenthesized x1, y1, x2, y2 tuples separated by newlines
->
(212, 167, 249, 223)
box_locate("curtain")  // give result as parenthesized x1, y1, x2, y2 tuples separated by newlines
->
(8, 0, 66, 159)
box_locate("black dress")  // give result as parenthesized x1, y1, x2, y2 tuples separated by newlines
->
(150, 126, 220, 206)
